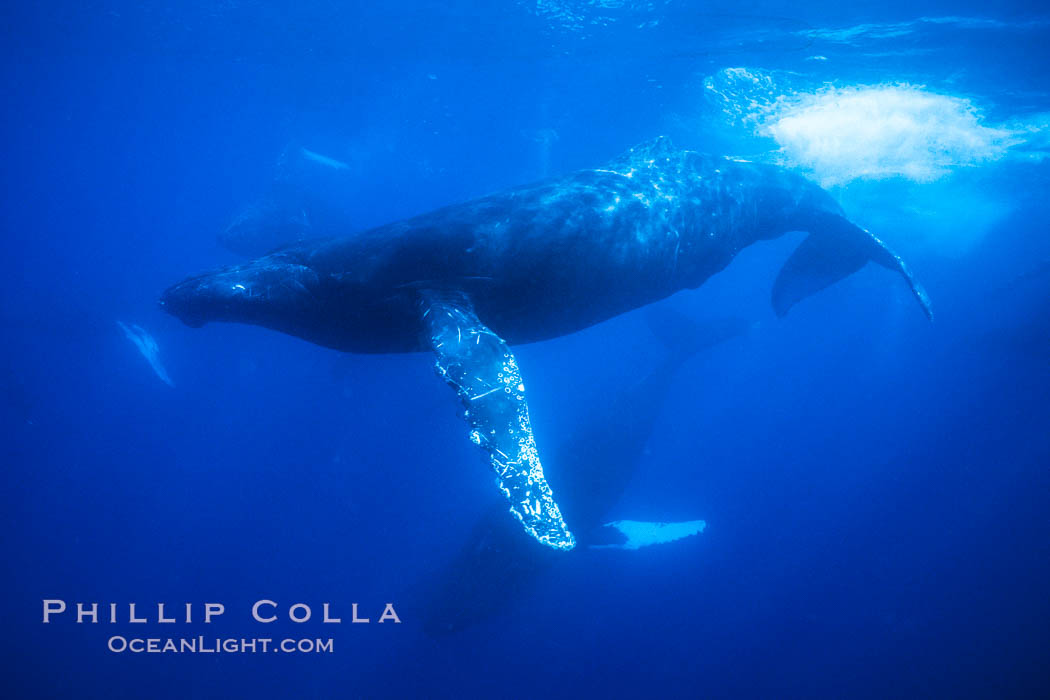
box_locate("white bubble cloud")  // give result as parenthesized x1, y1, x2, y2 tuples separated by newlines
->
(762, 85, 1020, 186)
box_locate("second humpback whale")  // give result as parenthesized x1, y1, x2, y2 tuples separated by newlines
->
(422, 309, 748, 636)
(219, 145, 355, 258)
(160, 137, 932, 550)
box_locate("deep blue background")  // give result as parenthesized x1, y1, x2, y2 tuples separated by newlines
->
(3, 2, 1048, 698)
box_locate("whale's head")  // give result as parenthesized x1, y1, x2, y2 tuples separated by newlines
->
(161, 244, 424, 353)
(159, 252, 323, 332)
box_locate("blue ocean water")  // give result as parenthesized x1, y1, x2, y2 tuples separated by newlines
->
(3, 1, 1048, 698)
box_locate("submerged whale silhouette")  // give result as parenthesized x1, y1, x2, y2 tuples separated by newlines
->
(160, 137, 932, 550)
(422, 309, 748, 635)
(219, 145, 355, 258)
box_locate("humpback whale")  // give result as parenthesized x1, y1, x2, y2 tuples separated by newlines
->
(422, 309, 748, 635)
(160, 137, 932, 550)
(219, 145, 354, 258)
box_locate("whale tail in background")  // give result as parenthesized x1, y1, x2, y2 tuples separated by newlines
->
(589, 519, 707, 550)
(771, 214, 934, 321)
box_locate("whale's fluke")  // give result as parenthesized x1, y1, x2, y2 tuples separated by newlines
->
(420, 290, 575, 551)
(771, 214, 934, 320)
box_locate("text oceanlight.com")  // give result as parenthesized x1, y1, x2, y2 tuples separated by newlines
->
(107, 636, 334, 654)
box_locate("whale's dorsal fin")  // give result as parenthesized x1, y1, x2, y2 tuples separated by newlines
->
(772, 214, 933, 320)
(419, 290, 575, 551)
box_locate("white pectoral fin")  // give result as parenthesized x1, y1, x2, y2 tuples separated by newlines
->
(420, 290, 575, 551)
(117, 321, 175, 387)
(299, 147, 350, 171)
(590, 519, 707, 550)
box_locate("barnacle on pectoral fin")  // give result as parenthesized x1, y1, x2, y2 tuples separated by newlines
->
(419, 289, 575, 551)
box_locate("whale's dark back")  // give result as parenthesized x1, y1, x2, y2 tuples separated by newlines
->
(278, 145, 812, 347)
(161, 139, 930, 352)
